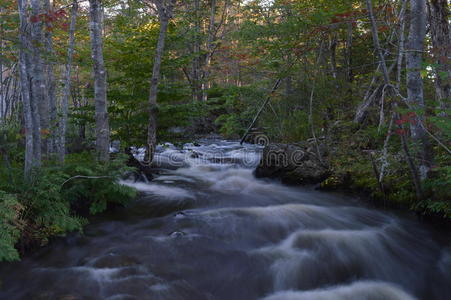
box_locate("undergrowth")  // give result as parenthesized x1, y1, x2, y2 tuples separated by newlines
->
(0, 153, 136, 262)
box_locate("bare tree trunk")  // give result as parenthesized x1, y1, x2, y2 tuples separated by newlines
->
(396, 0, 407, 89)
(44, 0, 56, 153)
(59, 0, 78, 163)
(202, 0, 216, 102)
(31, 0, 48, 158)
(192, 0, 202, 102)
(146, 0, 174, 163)
(366, 0, 390, 84)
(240, 79, 282, 145)
(400, 125, 423, 201)
(345, 22, 353, 84)
(18, 0, 38, 178)
(308, 84, 324, 165)
(406, 0, 431, 179)
(89, 0, 110, 162)
(427, 0, 450, 114)
(354, 0, 407, 123)
(329, 34, 338, 80)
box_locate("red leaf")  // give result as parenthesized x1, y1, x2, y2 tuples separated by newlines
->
(395, 129, 406, 135)
(30, 15, 40, 23)
(395, 119, 403, 126)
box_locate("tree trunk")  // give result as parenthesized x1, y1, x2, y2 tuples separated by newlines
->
(30, 0, 48, 158)
(44, 0, 56, 153)
(396, 0, 407, 89)
(89, 0, 110, 162)
(345, 22, 353, 84)
(192, 0, 203, 102)
(329, 34, 338, 80)
(59, 0, 78, 163)
(427, 0, 450, 114)
(18, 0, 38, 178)
(406, 0, 431, 179)
(202, 0, 217, 102)
(366, 0, 390, 84)
(147, 0, 174, 163)
(354, 0, 407, 123)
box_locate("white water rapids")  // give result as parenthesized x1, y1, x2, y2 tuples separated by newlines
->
(0, 140, 450, 299)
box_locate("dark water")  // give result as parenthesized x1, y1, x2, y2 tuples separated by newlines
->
(1, 140, 450, 300)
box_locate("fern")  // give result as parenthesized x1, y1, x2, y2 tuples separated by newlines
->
(0, 192, 22, 261)
(0, 153, 137, 261)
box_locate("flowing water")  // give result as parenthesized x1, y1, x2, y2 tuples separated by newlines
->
(1, 140, 450, 300)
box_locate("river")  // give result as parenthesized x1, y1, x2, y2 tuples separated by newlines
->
(0, 140, 450, 299)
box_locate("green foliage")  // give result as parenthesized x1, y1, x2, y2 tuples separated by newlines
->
(0, 192, 22, 261)
(215, 114, 245, 137)
(279, 110, 310, 142)
(0, 153, 137, 262)
(61, 153, 137, 215)
(211, 85, 265, 138)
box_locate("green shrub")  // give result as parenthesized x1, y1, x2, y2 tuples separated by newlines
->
(0, 153, 137, 261)
(0, 192, 22, 261)
(61, 153, 137, 214)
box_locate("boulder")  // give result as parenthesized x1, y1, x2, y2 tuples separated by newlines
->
(255, 143, 330, 185)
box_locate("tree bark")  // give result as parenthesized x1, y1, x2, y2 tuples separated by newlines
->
(192, 0, 202, 102)
(30, 0, 48, 158)
(345, 22, 353, 84)
(59, 0, 78, 163)
(329, 34, 338, 80)
(354, 0, 407, 123)
(406, 0, 431, 179)
(202, 0, 217, 102)
(366, 0, 390, 85)
(427, 0, 450, 114)
(146, 0, 174, 163)
(89, 0, 110, 162)
(44, 0, 56, 153)
(18, 0, 39, 178)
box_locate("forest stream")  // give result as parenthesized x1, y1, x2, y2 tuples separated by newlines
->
(0, 140, 450, 300)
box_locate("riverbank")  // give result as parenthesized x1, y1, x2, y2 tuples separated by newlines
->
(255, 142, 451, 227)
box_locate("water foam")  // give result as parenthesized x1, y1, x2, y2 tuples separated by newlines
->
(262, 281, 416, 300)
(119, 180, 194, 200)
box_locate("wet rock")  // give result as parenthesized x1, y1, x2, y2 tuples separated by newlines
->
(169, 231, 186, 238)
(190, 151, 201, 158)
(125, 147, 153, 181)
(255, 143, 330, 185)
(174, 211, 187, 218)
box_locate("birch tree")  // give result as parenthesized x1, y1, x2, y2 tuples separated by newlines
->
(59, 0, 78, 162)
(202, 0, 229, 102)
(44, 0, 56, 153)
(192, 0, 202, 102)
(89, 0, 110, 162)
(406, 0, 431, 179)
(146, 0, 175, 163)
(18, 0, 41, 177)
(30, 0, 48, 157)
